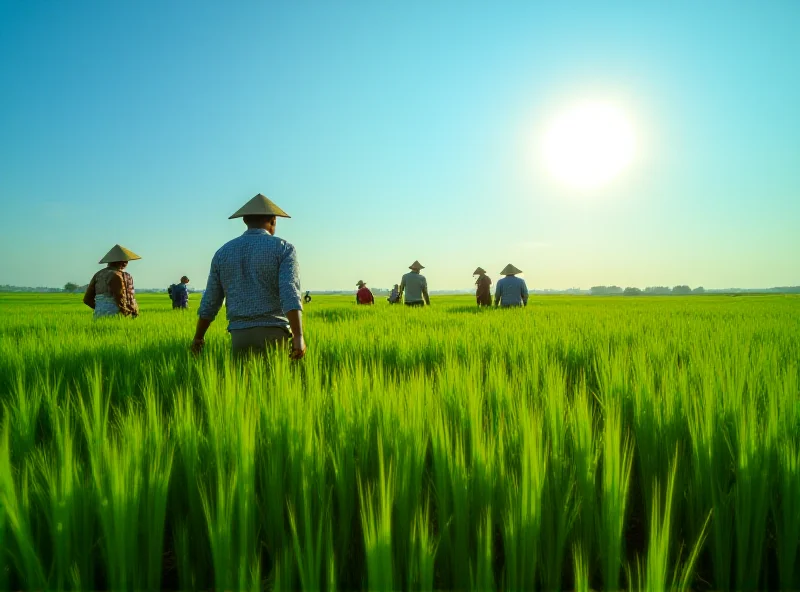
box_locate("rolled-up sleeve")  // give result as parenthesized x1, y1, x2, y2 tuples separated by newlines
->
(198, 254, 225, 321)
(278, 244, 303, 313)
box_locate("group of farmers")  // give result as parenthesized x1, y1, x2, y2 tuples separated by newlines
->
(355, 263, 529, 309)
(82, 193, 529, 360)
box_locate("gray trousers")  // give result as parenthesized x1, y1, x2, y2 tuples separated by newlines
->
(230, 326, 292, 357)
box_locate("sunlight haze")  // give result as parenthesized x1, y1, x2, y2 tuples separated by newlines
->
(1, 1, 798, 292)
(542, 101, 637, 190)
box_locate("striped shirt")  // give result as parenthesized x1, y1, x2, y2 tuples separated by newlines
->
(198, 228, 302, 331)
(495, 276, 529, 307)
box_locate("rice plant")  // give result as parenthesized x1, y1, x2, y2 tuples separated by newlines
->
(0, 291, 797, 590)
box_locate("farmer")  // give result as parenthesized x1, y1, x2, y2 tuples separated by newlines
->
(399, 260, 430, 307)
(169, 276, 190, 309)
(83, 244, 141, 319)
(356, 280, 375, 305)
(494, 264, 529, 307)
(473, 267, 492, 306)
(304, 291, 312, 304)
(191, 193, 306, 360)
(387, 284, 400, 304)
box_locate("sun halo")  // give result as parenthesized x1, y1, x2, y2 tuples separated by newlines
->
(541, 101, 636, 191)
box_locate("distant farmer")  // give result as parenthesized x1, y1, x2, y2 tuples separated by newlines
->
(169, 276, 190, 309)
(495, 264, 529, 307)
(356, 280, 375, 305)
(191, 193, 306, 360)
(304, 291, 312, 304)
(399, 260, 430, 307)
(473, 267, 492, 306)
(83, 244, 141, 319)
(387, 284, 400, 304)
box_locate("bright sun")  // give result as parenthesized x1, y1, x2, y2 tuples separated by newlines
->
(542, 101, 636, 190)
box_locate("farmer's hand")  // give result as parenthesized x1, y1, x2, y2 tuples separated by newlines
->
(290, 335, 306, 360)
(190, 337, 205, 355)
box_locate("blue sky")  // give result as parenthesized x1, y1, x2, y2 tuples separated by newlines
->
(1, 0, 798, 291)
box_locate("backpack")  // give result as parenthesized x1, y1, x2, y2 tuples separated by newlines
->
(168, 284, 176, 299)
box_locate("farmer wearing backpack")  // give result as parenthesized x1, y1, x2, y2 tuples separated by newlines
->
(170, 276, 190, 309)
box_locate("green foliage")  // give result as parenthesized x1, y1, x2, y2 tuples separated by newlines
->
(0, 292, 798, 590)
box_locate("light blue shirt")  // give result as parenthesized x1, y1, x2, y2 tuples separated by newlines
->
(495, 275, 529, 307)
(400, 271, 428, 303)
(198, 228, 302, 331)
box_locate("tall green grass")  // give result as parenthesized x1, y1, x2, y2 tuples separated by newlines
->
(0, 292, 798, 590)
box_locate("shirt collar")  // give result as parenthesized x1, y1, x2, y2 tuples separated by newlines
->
(244, 228, 269, 236)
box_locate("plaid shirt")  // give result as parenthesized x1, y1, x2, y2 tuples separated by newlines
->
(495, 276, 529, 307)
(198, 228, 302, 331)
(84, 267, 139, 317)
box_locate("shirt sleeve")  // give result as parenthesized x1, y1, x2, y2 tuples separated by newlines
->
(177, 284, 188, 305)
(83, 275, 97, 309)
(197, 254, 225, 321)
(522, 280, 529, 303)
(278, 243, 303, 314)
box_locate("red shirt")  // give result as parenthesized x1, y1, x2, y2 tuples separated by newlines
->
(357, 286, 374, 304)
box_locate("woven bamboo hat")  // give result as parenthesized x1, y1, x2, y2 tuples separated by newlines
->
(356, 280, 366, 287)
(409, 260, 425, 270)
(99, 244, 141, 264)
(500, 263, 522, 275)
(473, 267, 487, 275)
(229, 194, 291, 219)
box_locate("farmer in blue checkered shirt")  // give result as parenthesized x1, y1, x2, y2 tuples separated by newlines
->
(192, 194, 306, 360)
(494, 263, 529, 307)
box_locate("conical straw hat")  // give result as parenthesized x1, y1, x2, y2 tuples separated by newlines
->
(500, 263, 522, 275)
(409, 260, 425, 270)
(99, 244, 141, 264)
(356, 280, 365, 286)
(228, 193, 291, 219)
(473, 267, 486, 275)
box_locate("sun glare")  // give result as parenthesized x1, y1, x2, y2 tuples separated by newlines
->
(542, 101, 636, 190)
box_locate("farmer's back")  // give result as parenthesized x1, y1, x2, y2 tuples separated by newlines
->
(201, 230, 300, 329)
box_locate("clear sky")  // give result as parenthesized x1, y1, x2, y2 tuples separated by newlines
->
(1, 0, 798, 291)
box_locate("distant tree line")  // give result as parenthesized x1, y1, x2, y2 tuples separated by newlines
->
(590, 285, 623, 295)
(592, 285, 706, 296)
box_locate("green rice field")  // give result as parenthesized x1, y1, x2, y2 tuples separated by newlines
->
(0, 292, 798, 591)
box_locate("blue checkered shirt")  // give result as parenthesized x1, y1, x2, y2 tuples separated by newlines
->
(198, 229, 303, 331)
(495, 276, 529, 307)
